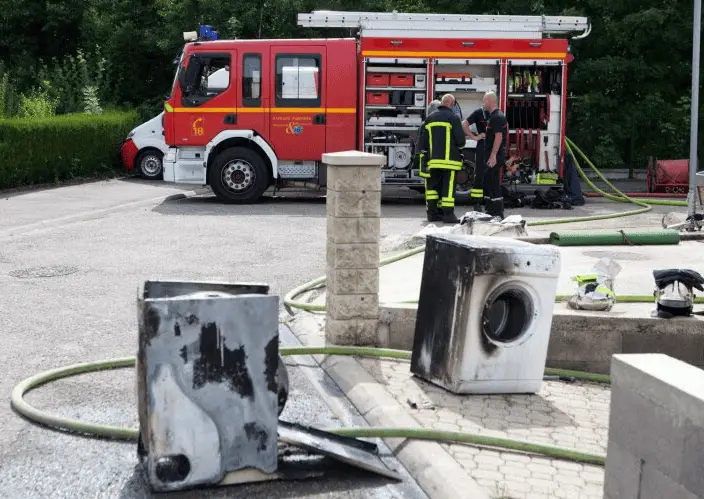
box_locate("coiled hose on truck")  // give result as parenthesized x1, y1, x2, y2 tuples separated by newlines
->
(9, 138, 700, 470)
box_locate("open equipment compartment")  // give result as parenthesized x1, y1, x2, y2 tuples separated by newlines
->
(505, 59, 565, 183)
(363, 57, 429, 184)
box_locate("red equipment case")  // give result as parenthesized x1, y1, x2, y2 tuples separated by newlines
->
(390, 74, 414, 87)
(366, 92, 390, 105)
(366, 73, 390, 87)
(647, 157, 690, 194)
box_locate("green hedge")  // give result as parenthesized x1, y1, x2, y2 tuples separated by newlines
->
(0, 111, 140, 189)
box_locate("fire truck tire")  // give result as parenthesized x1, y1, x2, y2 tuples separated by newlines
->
(136, 149, 164, 180)
(209, 147, 269, 203)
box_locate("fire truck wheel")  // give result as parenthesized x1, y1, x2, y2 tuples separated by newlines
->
(209, 147, 268, 203)
(136, 149, 164, 180)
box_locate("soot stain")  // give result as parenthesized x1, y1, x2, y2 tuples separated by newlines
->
(142, 306, 161, 345)
(180, 346, 188, 363)
(244, 422, 269, 452)
(174, 322, 181, 336)
(192, 322, 254, 399)
(263, 336, 278, 394)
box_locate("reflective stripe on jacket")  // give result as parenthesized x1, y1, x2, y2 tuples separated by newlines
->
(418, 106, 466, 171)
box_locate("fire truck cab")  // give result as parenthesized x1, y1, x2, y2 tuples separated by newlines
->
(162, 11, 590, 203)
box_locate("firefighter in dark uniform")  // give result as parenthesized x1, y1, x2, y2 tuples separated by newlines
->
(463, 107, 487, 211)
(482, 91, 508, 219)
(418, 94, 466, 224)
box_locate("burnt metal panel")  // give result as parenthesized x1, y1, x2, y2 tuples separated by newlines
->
(410, 235, 476, 384)
(137, 280, 279, 492)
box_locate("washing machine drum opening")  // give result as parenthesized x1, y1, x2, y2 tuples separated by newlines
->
(482, 287, 534, 344)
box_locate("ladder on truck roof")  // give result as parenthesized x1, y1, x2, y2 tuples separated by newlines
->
(298, 10, 591, 40)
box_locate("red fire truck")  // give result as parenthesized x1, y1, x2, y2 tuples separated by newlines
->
(160, 11, 591, 203)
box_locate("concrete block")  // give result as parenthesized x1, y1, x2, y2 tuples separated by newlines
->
(327, 268, 379, 295)
(603, 441, 642, 499)
(611, 354, 704, 428)
(608, 381, 686, 480)
(327, 293, 379, 321)
(622, 330, 704, 370)
(327, 216, 380, 244)
(639, 463, 700, 499)
(379, 305, 417, 350)
(327, 242, 379, 270)
(325, 318, 379, 346)
(322, 150, 386, 167)
(326, 189, 382, 218)
(547, 319, 623, 364)
(680, 422, 704, 494)
(326, 165, 382, 192)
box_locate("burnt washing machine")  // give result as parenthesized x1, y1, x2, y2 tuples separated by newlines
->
(410, 234, 561, 395)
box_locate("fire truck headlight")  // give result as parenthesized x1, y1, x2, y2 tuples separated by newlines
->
(127, 129, 136, 139)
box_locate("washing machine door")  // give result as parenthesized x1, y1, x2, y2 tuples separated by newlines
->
(482, 283, 535, 346)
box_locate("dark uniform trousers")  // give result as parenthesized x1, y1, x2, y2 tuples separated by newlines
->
(424, 169, 457, 214)
(483, 153, 505, 218)
(470, 141, 486, 208)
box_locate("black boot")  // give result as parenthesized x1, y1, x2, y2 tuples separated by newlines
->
(472, 202, 483, 213)
(426, 200, 442, 222)
(486, 199, 505, 219)
(441, 208, 460, 224)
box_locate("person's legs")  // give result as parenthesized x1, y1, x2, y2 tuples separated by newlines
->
(470, 146, 486, 212)
(439, 169, 459, 224)
(483, 164, 505, 219)
(425, 172, 442, 222)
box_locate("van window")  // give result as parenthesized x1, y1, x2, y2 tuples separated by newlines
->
(181, 53, 231, 107)
(243, 54, 261, 107)
(275, 54, 321, 107)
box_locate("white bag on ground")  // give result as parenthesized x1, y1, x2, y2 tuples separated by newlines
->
(567, 258, 622, 311)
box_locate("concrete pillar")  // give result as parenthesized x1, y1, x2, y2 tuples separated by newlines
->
(323, 151, 385, 345)
(604, 354, 704, 499)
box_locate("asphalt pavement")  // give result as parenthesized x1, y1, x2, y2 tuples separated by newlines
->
(0, 177, 679, 499)
(0, 179, 429, 499)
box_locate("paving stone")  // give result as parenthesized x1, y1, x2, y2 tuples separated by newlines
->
(472, 469, 505, 481)
(582, 469, 605, 484)
(527, 462, 557, 475)
(350, 356, 610, 499)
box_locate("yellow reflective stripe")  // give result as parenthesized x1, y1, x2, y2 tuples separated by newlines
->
(447, 171, 455, 199)
(445, 123, 451, 162)
(170, 107, 356, 114)
(470, 188, 483, 199)
(164, 102, 174, 112)
(428, 160, 463, 170)
(573, 274, 599, 283)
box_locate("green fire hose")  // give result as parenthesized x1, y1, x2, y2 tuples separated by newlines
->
(9, 138, 700, 472)
(549, 229, 681, 246)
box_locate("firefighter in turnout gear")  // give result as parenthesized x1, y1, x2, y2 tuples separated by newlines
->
(482, 91, 508, 219)
(418, 94, 466, 224)
(463, 107, 487, 212)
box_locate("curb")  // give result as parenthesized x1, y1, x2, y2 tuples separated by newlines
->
(0, 187, 207, 242)
(287, 312, 492, 499)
